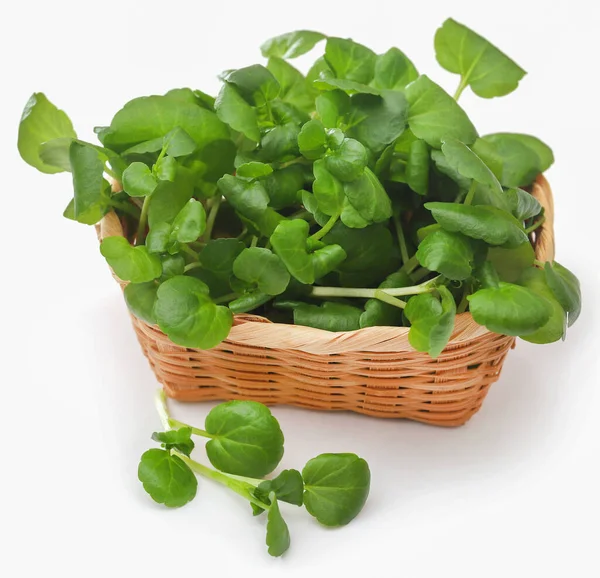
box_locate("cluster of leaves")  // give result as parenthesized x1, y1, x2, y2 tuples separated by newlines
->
(139, 390, 370, 556)
(19, 18, 581, 356)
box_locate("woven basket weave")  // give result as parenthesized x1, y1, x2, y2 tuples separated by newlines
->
(98, 175, 555, 426)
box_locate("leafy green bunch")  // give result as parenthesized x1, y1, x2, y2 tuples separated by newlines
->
(139, 390, 370, 557)
(19, 18, 581, 356)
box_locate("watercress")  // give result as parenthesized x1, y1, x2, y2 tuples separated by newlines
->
(19, 18, 581, 357)
(138, 390, 371, 557)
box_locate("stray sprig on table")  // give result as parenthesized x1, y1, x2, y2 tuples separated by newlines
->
(19, 18, 581, 356)
(138, 390, 370, 557)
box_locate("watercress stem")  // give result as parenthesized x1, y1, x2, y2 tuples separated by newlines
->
(104, 166, 118, 180)
(250, 236, 259, 248)
(453, 77, 468, 101)
(183, 262, 203, 273)
(410, 267, 432, 283)
(204, 196, 222, 241)
(400, 255, 420, 275)
(214, 292, 239, 304)
(374, 289, 407, 309)
(309, 211, 340, 241)
(534, 259, 546, 268)
(309, 277, 438, 299)
(154, 389, 213, 438)
(109, 199, 140, 219)
(393, 214, 410, 265)
(525, 216, 545, 234)
(180, 245, 200, 260)
(136, 196, 151, 245)
(464, 181, 477, 206)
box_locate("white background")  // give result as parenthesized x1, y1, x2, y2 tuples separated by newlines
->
(2, 1, 599, 576)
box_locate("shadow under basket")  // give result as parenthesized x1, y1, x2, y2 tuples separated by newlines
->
(98, 175, 555, 427)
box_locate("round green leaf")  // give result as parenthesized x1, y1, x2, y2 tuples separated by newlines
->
(406, 139, 430, 195)
(302, 453, 371, 527)
(215, 83, 260, 143)
(294, 302, 362, 331)
(312, 159, 345, 216)
(137, 449, 197, 508)
(170, 199, 206, 244)
(298, 119, 328, 160)
(233, 247, 290, 295)
(325, 37, 377, 84)
(343, 167, 393, 223)
(204, 401, 284, 477)
(325, 138, 368, 182)
(487, 242, 535, 283)
(236, 161, 273, 178)
(261, 30, 326, 59)
(254, 469, 304, 507)
(124, 282, 159, 325)
(266, 495, 290, 557)
(544, 262, 581, 327)
(154, 156, 177, 182)
(100, 236, 162, 283)
(416, 229, 474, 280)
(506, 188, 542, 221)
(122, 162, 158, 197)
(154, 276, 233, 349)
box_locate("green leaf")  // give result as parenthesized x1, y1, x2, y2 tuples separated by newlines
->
(160, 254, 186, 279)
(506, 188, 542, 221)
(204, 400, 284, 477)
(228, 291, 272, 314)
(416, 229, 474, 280)
(325, 37, 377, 84)
(145, 223, 172, 254)
(479, 133, 554, 188)
(151, 427, 195, 457)
(69, 141, 110, 224)
(100, 236, 162, 283)
(406, 139, 430, 195)
(487, 242, 535, 283)
(261, 30, 326, 59)
(236, 161, 273, 178)
(18, 93, 77, 173)
(405, 285, 456, 357)
(263, 165, 305, 210)
(347, 91, 408, 153)
(435, 18, 526, 98)
(343, 167, 393, 223)
(223, 65, 280, 106)
(164, 127, 197, 157)
(425, 202, 528, 248)
(302, 453, 371, 527)
(254, 469, 304, 507)
(100, 95, 230, 153)
(266, 494, 290, 557)
(201, 239, 245, 275)
(518, 268, 566, 344)
(215, 83, 260, 143)
(544, 262, 581, 327)
(148, 167, 195, 227)
(340, 197, 370, 229)
(313, 77, 381, 95)
(38, 137, 74, 172)
(316, 90, 351, 128)
(170, 199, 206, 243)
(294, 302, 362, 331)
(405, 75, 478, 148)
(467, 282, 552, 335)
(302, 190, 331, 227)
(313, 159, 345, 216)
(267, 57, 315, 113)
(122, 162, 157, 197)
(360, 270, 412, 328)
(154, 276, 233, 348)
(124, 282, 159, 324)
(138, 449, 197, 508)
(154, 156, 177, 182)
(271, 219, 347, 284)
(217, 175, 269, 221)
(233, 247, 290, 295)
(372, 47, 419, 90)
(298, 119, 328, 160)
(325, 138, 368, 182)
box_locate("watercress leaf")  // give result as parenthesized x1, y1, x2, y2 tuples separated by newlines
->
(224, 65, 280, 106)
(441, 137, 504, 200)
(122, 162, 157, 197)
(261, 30, 326, 59)
(302, 190, 331, 226)
(480, 133, 554, 187)
(236, 161, 273, 178)
(310, 244, 348, 280)
(405, 285, 456, 357)
(468, 282, 552, 335)
(307, 55, 333, 83)
(416, 229, 474, 280)
(487, 242, 535, 283)
(266, 494, 290, 557)
(518, 268, 566, 343)
(544, 262, 582, 327)
(233, 247, 290, 295)
(294, 302, 362, 331)
(263, 165, 305, 209)
(215, 83, 260, 143)
(169, 199, 206, 244)
(316, 90, 351, 128)
(267, 57, 315, 113)
(298, 119, 328, 160)
(217, 175, 269, 221)
(255, 470, 304, 507)
(146, 223, 172, 254)
(100, 236, 162, 283)
(154, 276, 233, 348)
(360, 270, 412, 327)
(343, 167, 393, 223)
(100, 95, 230, 153)
(312, 159, 345, 216)
(327, 128, 345, 150)
(228, 290, 272, 314)
(325, 37, 377, 84)
(204, 400, 284, 477)
(148, 167, 195, 227)
(69, 141, 110, 223)
(137, 449, 197, 508)
(435, 18, 526, 98)
(269, 220, 314, 284)
(325, 138, 368, 182)
(302, 453, 371, 527)
(251, 503, 265, 516)
(372, 47, 419, 90)
(62, 198, 105, 226)
(405, 75, 478, 148)
(261, 123, 300, 162)
(124, 282, 159, 325)
(160, 254, 186, 279)
(506, 188, 542, 221)
(425, 202, 528, 248)
(18, 93, 77, 173)
(200, 239, 245, 275)
(196, 139, 237, 183)
(406, 139, 430, 195)
(430, 149, 471, 191)
(340, 197, 371, 228)
(474, 260, 500, 289)
(164, 127, 197, 157)
(313, 77, 381, 95)
(151, 427, 195, 457)
(38, 137, 74, 172)
(154, 156, 177, 182)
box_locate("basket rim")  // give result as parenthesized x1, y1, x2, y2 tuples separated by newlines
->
(98, 174, 555, 353)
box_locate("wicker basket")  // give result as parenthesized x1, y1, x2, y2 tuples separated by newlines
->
(98, 175, 555, 426)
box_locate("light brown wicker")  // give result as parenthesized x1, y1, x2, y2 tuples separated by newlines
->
(98, 175, 555, 426)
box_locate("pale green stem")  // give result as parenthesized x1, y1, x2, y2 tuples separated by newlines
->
(250, 236, 259, 248)
(183, 262, 203, 273)
(204, 196, 222, 241)
(374, 289, 407, 309)
(136, 196, 151, 245)
(400, 255, 419, 275)
(309, 211, 340, 241)
(154, 389, 212, 438)
(393, 214, 410, 265)
(214, 292, 239, 304)
(180, 245, 200, 260)
(453, 77, 468, 101)
(534, 259, 546, 268)
(104, 166, 119, 181)
(464, 181, 477, 206)
(410, 267, 432, 283)
(525, 216, 545, 234)
(309, 277, 438, 299)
